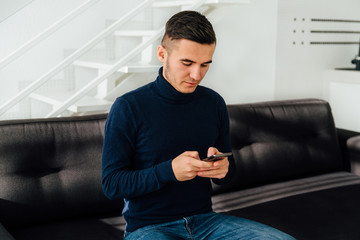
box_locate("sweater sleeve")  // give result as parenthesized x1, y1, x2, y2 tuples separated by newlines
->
(101, 98, 177, 200)
(212, 96, 236, 185)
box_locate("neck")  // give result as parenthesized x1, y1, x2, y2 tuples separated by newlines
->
(153, 67, 196, 103)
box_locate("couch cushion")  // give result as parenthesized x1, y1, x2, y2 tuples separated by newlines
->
(0, 114, 123, 229)
(221, 180, 360, 240)
(213, 99, 345, 194)
(212, 171, 360, 212)
(10, 218, 124, 240)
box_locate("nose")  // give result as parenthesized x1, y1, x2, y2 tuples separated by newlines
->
(189, 66, 202, 81)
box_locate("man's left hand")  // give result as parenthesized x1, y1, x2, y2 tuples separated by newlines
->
(197, 147, 229, 179)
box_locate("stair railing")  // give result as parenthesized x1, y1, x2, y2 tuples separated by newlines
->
(0, 0, 154, 117)
(46, 0, 208, 117)
(0, 0, 99, 69)
(46, 27, 164, 117)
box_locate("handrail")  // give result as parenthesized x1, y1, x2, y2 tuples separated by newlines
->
(46, 28, 164, 117)
(0, 0, 34, 24)
(0, 0, 154, 117)
(0, 0, 99, 69)
(46, 0, 207, 117)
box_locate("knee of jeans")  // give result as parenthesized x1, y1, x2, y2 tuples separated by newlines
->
(124, 231, 134, 240)
(262, 229, 296, 240)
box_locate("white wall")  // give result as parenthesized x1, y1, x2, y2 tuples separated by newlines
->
(1, 0, 360, 128)
(204, 0, 278, 104)
(275, 0, 360, 100)
(205, 0, 360, 105)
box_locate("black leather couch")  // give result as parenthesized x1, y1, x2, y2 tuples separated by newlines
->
(1, 98, 360, 240)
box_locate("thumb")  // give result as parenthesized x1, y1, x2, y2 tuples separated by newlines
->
(207, 147, 219, 157)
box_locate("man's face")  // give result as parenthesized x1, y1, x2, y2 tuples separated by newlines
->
(157, 39, 216, 94)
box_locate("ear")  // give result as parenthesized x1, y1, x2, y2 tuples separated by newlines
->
(157, 45, 167, 63)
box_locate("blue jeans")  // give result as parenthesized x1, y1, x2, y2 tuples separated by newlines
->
(124, 212, 295, 240)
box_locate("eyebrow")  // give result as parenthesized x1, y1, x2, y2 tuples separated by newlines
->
(181, 58, 213, 64)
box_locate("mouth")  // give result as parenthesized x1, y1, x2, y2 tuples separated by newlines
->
(185, 81, 198, 87)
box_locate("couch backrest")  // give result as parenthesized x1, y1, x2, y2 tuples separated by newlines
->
(0, 114, 123, 229)
(213, 99, 345, 194)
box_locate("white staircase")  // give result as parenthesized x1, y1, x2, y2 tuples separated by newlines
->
(0, 0, 249, 120)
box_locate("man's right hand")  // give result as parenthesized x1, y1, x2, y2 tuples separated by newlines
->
(171, 151, 213, 181)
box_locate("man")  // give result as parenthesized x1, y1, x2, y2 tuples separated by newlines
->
(102, 10, 294, 240)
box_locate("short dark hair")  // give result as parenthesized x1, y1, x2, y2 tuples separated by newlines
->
(161, 11, 216, 45)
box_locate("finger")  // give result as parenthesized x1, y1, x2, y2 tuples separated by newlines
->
(183, 151, 200, 160)
(191, 158, 214, 170)
(197, 168, 228, 179)
(213, 158, 229, 168)
(198, 159, 229, 178)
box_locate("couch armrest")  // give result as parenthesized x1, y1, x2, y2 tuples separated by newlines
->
(348, 135, 360, 175)
(0, 223, 15, 240)
(337, 128, 360, 175)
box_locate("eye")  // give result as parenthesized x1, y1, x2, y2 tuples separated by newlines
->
(182, 61, 192, 66)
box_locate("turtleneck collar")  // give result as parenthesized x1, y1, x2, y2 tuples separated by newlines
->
(153, 67, 197, 103)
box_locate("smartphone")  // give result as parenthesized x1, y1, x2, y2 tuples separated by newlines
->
(201, 152, 233, 162)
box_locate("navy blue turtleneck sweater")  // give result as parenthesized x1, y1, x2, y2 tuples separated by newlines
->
(102, 68, 234, 232)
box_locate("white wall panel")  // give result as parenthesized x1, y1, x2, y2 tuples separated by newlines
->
(204, 0, 278, 104)
(275, 0, 360, 100)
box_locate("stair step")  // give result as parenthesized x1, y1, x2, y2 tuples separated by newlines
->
(114, 30, 157, 37)
(73, 60, 111, 70)
(119, 64, 161, 73)
(30, 91, 112, 113)
(73, 60, 161, 73)
(153, 0, 249, 7)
